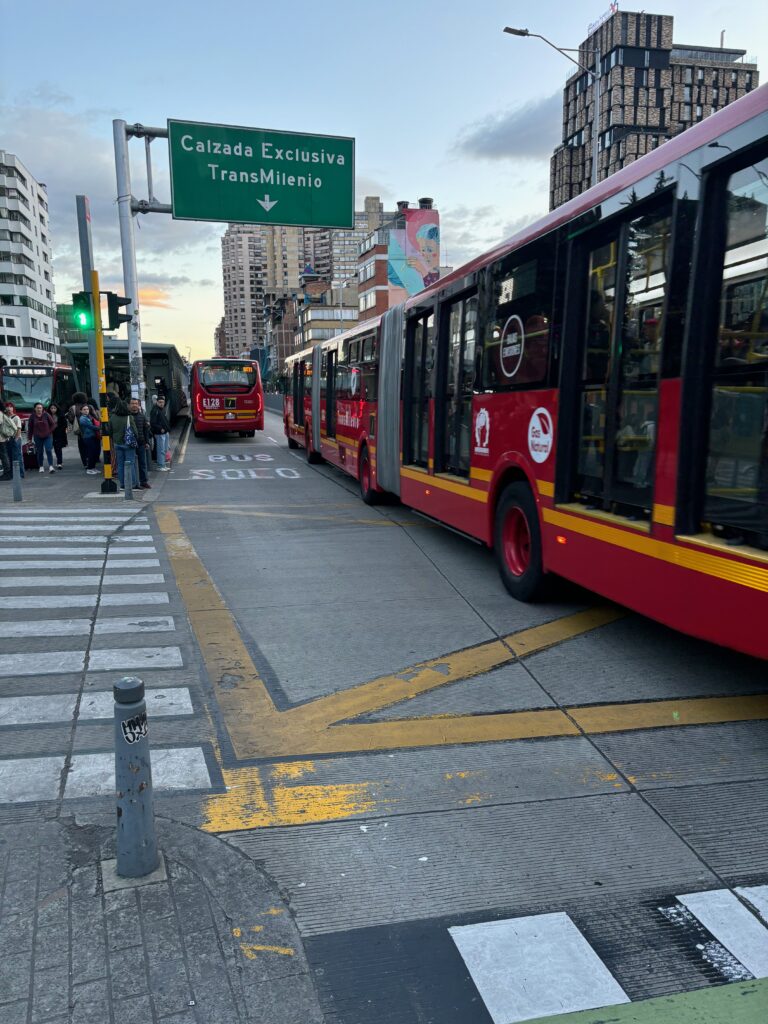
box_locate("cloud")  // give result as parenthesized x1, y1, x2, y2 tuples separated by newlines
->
(139, 287, 173, 309)
(456, 91, 562, 162)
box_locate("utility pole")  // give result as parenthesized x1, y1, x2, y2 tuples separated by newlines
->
(113, 120, 145, 405)
(75, 195, 100, 402)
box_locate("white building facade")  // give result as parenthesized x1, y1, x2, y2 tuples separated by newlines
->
(0, 151, 58, 366)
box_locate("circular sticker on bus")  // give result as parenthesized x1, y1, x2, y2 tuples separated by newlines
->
(528, 407, 553, 463)
(499, 315, 525, 379)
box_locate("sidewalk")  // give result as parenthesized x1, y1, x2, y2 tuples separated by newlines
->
(0, 417, 189, 510)
(0, 815, 323, 1023)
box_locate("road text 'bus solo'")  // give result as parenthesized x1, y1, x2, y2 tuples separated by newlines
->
(191, 359, 264, 437)
(283, 85, 768, 660)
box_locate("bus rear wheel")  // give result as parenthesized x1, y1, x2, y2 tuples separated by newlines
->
(359, 446, 377, 505)
(494, 482, 546, 602)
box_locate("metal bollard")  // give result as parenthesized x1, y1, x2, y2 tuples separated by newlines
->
(124, 464, 133, 501)
(12, 460, 22, 503)
(114, 676, 159, 877)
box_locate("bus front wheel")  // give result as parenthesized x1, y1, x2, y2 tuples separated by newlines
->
(494, 482, 546, 602)
(305, 428, 322, 464)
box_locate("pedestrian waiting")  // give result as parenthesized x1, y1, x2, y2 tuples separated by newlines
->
(48, 402, 68, 470)
(2, 402, 24, 480)
(128, 397, 153, 489)
(26, 402, 56, 474)
(0, 400, 20, 481)
(104, 398, 140, 491)
(150, 395, 171, 471)
(67, 392, 90, 468)
(79, 403, 102, 475)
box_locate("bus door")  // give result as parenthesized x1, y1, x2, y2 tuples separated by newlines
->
(436, 292, 478, 477)
(404, 311, 435, 468)
(326, 349, 337, 438)
(570, 203, 672, 517)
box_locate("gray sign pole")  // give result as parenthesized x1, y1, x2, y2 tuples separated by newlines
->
(113, 120, 145, 405)
(76, 195, 100, 402)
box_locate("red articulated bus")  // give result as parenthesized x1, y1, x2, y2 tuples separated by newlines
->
(283, 85, 768, 659)
(191, 359, 264, 437)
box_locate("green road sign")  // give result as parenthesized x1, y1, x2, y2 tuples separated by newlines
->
(167, 119, 354, 228)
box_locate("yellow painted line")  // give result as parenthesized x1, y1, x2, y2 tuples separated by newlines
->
(470, 467, 493, 482)
(570, 694, 768, 734)
(545, 507, 768, 592)
(537, 479, 554, 497)
(652, 503, 675, 526)
(177, 418, 192, 464)
(401, 467, 488, 503)
(240, 943, 295, 959)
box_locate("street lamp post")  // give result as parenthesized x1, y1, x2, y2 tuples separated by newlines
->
(504, 27, 601, 189)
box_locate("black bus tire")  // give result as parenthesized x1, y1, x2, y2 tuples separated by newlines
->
(306, 428, 322, 464)
(287, 435, 299, 449)
(494, 482, 547, 602)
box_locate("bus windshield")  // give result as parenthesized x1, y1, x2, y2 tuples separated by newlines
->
(198, 363, 256, 390)
(1, 369, 54, 410)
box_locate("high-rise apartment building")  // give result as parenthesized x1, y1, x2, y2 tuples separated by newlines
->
(549, 10, 759, 209)
(303, 196, 389, 284)
(213, 317, 229, 358)
(0, 151, 58, 366)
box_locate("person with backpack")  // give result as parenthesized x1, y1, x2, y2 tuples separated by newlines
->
(128, 397, 152, 489)
(0, 400, 18, 480)
(78, 403, 102, 475)
(150, 395, 171, 470)
(27, 402, 56, 474)
(104, 398, 140, 489)
(67, 392, 89, 467)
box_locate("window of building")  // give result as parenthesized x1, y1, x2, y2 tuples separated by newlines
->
(682, 104, 692, 120)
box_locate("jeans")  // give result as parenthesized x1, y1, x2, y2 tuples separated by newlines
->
(34, 435, 54, 469)
(84, 435, 100, 470)
(0, 439, 11, 476)
(77, 435, 87, 467)
(137, 445, 150, 484)
(155, 432, 169, 467)
(52, 436, 65, 466)
(115, 444, 139, 487)
(6, 438, 24, 477)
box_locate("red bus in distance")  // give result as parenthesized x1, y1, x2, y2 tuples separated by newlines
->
(191, 359, 264, 437)
(283, 85, 768, 659)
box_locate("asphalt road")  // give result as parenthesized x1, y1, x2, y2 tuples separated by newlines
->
(3, 408, 766, 1023)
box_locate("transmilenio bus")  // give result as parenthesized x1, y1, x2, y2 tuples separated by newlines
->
(283, 85, 768, 659)
(191, 359, 264, 437)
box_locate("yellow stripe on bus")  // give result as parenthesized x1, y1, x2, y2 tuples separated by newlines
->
(544, 507, 768, 592)
(401, 467, 488, 504)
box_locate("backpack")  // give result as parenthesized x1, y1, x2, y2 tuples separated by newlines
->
(0, 414, 16, 441)
(124, 417, 138, 448)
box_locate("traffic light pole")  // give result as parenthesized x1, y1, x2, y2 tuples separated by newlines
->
(75, 195, 100, 402)
(90, 269, 118, 493)
(113, 120, 146, 405)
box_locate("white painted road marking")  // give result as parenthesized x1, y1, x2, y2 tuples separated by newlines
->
(737, 886, 768, 927)
(8, 592, 170, 609)
(0, 747, 210, 803)
(5, 536, 151, 544)
(0, 574, 166, 588)
(0, 687, 193, 726)
(0, 558, 160, 569)
(0, 615, 175, 638)
(449, 912, 629, 1024)
(0, 524, 150, 533)
(7, 546, 157, 556)
(0, 646, 183, 677)
(66, 747, 211, 798)
(679, 889, 768, 978)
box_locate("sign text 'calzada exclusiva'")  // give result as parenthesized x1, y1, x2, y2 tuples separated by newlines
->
(167, 119, 354, 228)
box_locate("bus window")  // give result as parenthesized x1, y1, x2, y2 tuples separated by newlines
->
(705, 155, 768, 547)
(483, 240, 556, 389)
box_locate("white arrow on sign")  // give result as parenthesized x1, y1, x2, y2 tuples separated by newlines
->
(257, 195, 278, 212)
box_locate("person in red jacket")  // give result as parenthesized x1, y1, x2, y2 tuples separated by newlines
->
(27, 402, 56, 474)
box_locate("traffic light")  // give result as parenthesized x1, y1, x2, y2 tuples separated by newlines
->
(106, 292, 132, 331)
(71, 291, 93, 330)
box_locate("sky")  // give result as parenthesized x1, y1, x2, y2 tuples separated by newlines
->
(3, 0, 767, 361)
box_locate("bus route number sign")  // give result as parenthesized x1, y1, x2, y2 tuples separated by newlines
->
(167, 119, 355, 228)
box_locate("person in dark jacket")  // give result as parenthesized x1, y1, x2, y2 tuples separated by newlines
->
(150, 396, 171, 470)
(104, 398, 140, 490)
(48, 402, 69, 470)
(67, 392, 90, 467)
(128, 398, 152, 489)
(27, 402, 56, 473)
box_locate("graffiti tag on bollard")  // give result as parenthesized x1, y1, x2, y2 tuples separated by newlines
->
(121, 711, 148, 744)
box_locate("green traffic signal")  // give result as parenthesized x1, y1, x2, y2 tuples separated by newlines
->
(71, 291, 93, 330)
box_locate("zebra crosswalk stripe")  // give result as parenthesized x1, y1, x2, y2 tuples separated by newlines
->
(0, 558, 161, 569)
(0, 687, 193, 726)
(0, 647, 184, 676)
(0, 615, 175, 638)
(8, 547, 158, 555)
